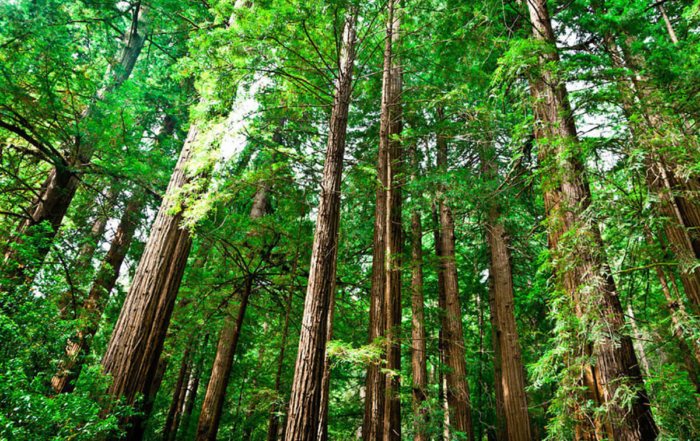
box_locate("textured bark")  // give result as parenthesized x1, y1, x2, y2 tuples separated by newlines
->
(195, 276, 253, 441)
(603, 29, 700, 313)
(526, 0, 658, 439)
(317, 289, 337, 441)
(195, 145, 273, 440)
(436, 109, 474, 441)
(432, 203, 449, 441)
(489, 279, 507, 441)
(382, 2, 403, 439)
(100, 125, 200, 440)
(486, 206, 532, 441)
(2, 4, 149, 285)
(410, 144, 428, 441)
(51, 193, 144, 394)
(284, 11, 357, 441)
(163, 343, 192, 441)
(363, 32, 389, 441)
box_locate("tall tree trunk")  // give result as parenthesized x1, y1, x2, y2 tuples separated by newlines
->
(526, 0, 658, 439)
(195, 276, 253, 441)
(489, 276, 507, 441)
(51, 193, 144, 394)
(410, 144, 428, 441)
(432, 203, 449, 441)
(2, 4, 149, 288)
(382, 2, 403, 440)
(195, 143, 274, 440)
(483, 147, 532, 441)
(283, 10, 357, 441)
(435, 108, 474, 441)
(101, 124, 201, 440)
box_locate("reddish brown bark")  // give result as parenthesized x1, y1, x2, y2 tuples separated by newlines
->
(526, 0, 658, 439)
(284, 11, 357, 441)
(382, 2, 403, 439)
(486, 206, 532, 441)
(51, 193, 144, 394)
(410, 144, 428, 441)
(432, 203, 449, 441)
(489, 278, 507, 441)
(317, 289, 337, 441)
(482, 149, 531, 441)
(436, 108, 474, 441)
(195, 276, 253, 441)
(100, 125, 200, 440)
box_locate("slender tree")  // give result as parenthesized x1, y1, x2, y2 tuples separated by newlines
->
(283, 9, 358, 440)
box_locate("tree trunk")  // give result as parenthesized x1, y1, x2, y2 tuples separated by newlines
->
(195, 151, 274, 440)
(2, 4, 149, 288)
(410, 144, 428, 441)
(432, 203, 449, 441)
(489, 277, 507, 441)
(180, 334, 210, 440)
(485, 201, 532, 440)
(283, 10, 357, 441)
(101, 124, 201, 440)
(51, 193, 144, 394)
(195, 276, 253, 441)
(435, 108, 474, 441)
(163, 342, 193, 441)
(526, 0, 658, 439)
(317, 289, 337, 441)
(382, 2, 403, 440)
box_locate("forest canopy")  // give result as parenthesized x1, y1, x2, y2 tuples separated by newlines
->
(1, 0, 699, 440)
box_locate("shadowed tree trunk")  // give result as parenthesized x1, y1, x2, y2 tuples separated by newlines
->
(51, 193, 145, 394)
(179, 333, 209, 440)
(284, 10, 358, 441)
(162, 341, 193, 441)
(382, 2, 403, 439)
(317, 289, 337, 441)
(410, 143, 428, 441)
(100, 124, 202, 440)
(489, 277, 507, 441)
(432, 203, 449, 441)
(435, 107, 474, 441)
(195, 125, 279, 440)
(195, 276, 253, 441)
(2, 4, 149, 288)
(483, 152, 532, 441)
(526, 0, 658, 438)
